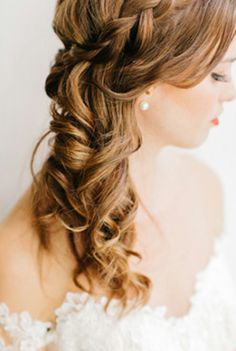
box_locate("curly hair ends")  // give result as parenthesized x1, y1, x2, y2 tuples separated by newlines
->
(29, 0, 236, 319)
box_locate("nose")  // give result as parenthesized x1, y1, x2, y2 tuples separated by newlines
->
(221, 81, 236, 102)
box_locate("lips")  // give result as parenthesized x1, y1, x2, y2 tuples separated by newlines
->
(210, 109, 222, 124)
(211, 117, 219, 125)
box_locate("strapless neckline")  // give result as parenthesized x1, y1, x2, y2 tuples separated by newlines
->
(0, 232, 226, 335)
(53, 232, 226, 325)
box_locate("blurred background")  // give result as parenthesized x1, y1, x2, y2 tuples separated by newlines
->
(1, 1, 236, 280)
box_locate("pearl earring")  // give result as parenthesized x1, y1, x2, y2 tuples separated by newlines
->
(139, 101, 150, 111)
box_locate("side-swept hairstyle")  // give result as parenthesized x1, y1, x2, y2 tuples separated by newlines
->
(29, 0, 236, 318)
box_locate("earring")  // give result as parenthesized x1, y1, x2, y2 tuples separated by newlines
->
(139, 101, 150, 111)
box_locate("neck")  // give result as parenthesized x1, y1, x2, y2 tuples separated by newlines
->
(128, 140, 175, 223)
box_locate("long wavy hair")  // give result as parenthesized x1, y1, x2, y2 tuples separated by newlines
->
(29, 0, 236, 318)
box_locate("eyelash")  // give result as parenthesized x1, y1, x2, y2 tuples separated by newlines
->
(211, 72, 229, 83)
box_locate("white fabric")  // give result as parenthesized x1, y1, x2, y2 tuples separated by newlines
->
(1, 232, 236, 351)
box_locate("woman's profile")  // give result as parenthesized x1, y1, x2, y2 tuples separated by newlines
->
(1, 0, 236, 350)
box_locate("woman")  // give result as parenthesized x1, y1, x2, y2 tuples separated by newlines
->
(1, 0, 236, 350)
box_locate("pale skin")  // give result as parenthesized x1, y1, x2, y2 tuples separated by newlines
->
(128, 35, 236, 313)
(0, 36, 236, 345)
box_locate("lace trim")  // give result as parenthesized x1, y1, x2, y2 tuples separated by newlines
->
(0, 232, 232, 350)
(0, 303, 55, 350)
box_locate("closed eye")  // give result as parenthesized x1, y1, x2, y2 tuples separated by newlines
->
(211, 72, 229, 83)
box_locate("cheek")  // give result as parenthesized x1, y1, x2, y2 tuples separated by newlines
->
(168, 84, 218, 122)
(186, 93, 216, 120)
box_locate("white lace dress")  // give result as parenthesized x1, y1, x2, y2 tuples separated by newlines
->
(1, 232, 236, 351)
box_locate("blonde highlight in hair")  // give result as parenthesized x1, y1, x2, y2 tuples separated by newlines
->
(29, 0, 236, 318)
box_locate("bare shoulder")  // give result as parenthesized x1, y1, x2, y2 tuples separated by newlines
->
(175, 151, 225, 235)
(177, 151, 223, 186)
(0, 221, 60, 324)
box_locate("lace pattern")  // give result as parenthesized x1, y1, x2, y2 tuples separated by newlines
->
(51, 233, 236, 350)
(0, 303, 55, 350)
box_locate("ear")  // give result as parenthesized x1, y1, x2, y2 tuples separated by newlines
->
(135, 82, 162, 112)
(137, 85, 154, 101)
(137, 81, 162, 101)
